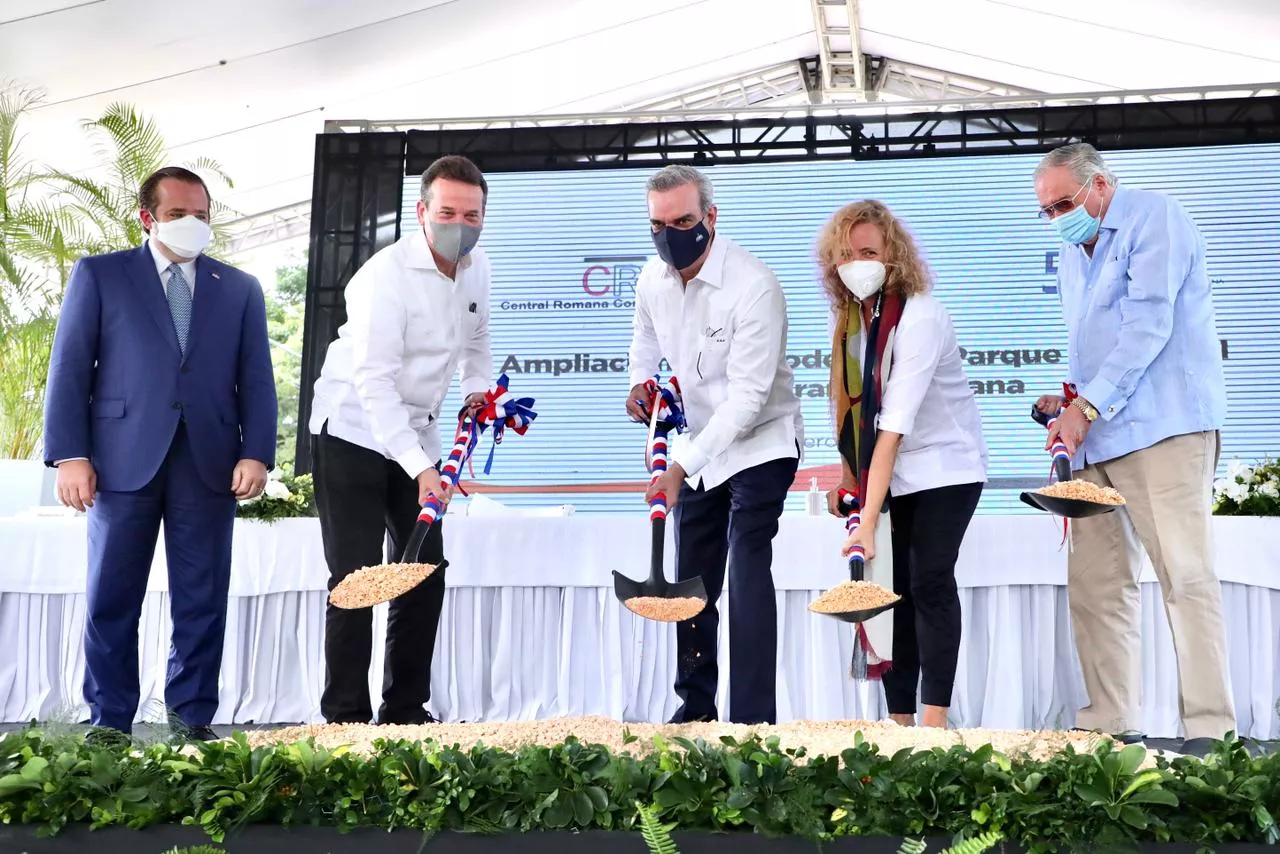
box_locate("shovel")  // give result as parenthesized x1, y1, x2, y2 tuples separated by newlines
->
(329, 492, 447, 610)
(612, 382, 708, 620)
(813, 490, 900, 624)
(1019, 405, 1119, 518)
(610, 492, 709, 617)
(329, 411, 481, 610)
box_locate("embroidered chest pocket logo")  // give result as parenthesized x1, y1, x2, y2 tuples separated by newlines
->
(704, 325, 727, 344)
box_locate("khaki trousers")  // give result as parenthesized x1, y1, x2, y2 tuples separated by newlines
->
(1068, 430, 1236, 740)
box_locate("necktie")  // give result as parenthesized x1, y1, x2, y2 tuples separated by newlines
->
(166, 264, 191, 355)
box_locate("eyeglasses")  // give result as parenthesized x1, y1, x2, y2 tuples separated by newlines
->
(1038, 183, 1089, 220)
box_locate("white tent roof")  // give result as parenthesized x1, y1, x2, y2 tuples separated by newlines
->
(4, 0, 1279, 225)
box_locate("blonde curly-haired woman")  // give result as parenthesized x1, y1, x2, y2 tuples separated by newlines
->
(816, 200, 988, 729)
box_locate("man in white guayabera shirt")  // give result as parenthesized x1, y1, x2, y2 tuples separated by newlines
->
(626, 165, 804, 726)
(309, 155, 493, 727)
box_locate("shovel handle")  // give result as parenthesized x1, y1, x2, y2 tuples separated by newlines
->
(1031, 405, 1075, 482)
(649, 512, 666, 583)
(416, 493, 447, 525)
(401, 495, 445, 563)
(847, 549, 866, 582)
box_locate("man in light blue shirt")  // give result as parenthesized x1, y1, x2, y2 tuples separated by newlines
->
(1033, 143, 1234, 752)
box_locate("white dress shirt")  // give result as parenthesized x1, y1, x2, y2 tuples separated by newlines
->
(859, 293, 988, 497)
(56, 241, 196, 467)
(148, 239, 195, 298)
(309, 228, 493, 479)
(628, 233, 803, 490)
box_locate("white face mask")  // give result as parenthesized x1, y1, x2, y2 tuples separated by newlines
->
(152, 215, 212, 259)
(837, 259, 886, 302)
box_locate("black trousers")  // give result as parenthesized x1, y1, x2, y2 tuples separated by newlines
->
(670, 455, 799, 725)
(881, 481, 983, 714)
(313, 428, 448, 724)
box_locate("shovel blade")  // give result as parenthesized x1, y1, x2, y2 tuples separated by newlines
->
(666, 576, 708, 603)
(1020, 491, 1118, 519)
(611, 570, 653, 602)
(611, 570, 709, 605)
(824, 599, 898, 625)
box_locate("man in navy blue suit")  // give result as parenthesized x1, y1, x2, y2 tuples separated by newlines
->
(43, 166, 277, 742)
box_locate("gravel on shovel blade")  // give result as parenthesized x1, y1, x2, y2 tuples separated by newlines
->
(329, 562, 437, 609)
(623, 596, 705, 622)
(808, 580, 900, 615)
(1034, 481, 1126, 504)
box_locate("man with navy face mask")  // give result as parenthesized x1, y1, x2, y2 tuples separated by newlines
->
(626, 165, 803, 725)
(1033, 143, 1234, 755)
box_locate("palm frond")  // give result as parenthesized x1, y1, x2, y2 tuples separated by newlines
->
(0, 313, 57, 459)
(184, 155, 235, 193)
(0, 84, 44, 220)
(80, 101, 167, 196)
(38, 169, 137, 249)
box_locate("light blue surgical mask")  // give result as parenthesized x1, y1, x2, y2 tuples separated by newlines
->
(1051, 185, 1101, 245)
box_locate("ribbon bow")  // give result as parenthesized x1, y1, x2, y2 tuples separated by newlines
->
(473, 373, 538, 475)
(416, 375, 537, 528)
(640, 374, 686, 430)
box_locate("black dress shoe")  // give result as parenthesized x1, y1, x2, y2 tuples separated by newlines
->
(378, 710, 440, 726)
(1176, 736, 1271, 758)
(667, 714, 716, 724)
(85, 726, 132, 749)
(1072, 727, 1146, 745)
(169, 723, 219, 743)
(1176, 737, 1220, 758)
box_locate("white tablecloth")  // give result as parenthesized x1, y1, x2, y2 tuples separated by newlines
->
(1, 515, 1277, 738)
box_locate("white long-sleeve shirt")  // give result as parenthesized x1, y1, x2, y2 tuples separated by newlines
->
(628, 233, 803, 490)
(309, 228, 493, 479)
(856, 293, 988, 496)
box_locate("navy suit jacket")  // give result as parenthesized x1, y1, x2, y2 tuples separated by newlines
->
(43, 244, 277, 494)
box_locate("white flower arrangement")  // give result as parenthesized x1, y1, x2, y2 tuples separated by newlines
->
(234, 468, 317, 522)
(1212, 458, 1280, 517)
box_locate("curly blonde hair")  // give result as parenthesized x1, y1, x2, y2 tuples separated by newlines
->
(815, 200, 932, 307)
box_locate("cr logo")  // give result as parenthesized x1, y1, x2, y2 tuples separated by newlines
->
(582, 256, 646, 297)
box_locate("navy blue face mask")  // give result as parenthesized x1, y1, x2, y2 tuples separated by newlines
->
(652, 220, 711, 271)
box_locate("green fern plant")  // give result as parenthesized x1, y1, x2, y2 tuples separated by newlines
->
(637, 802, 679, 854)
(897, 831, 1002, 854)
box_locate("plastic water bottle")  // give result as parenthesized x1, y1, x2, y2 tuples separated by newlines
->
(805, 477, 822, 516)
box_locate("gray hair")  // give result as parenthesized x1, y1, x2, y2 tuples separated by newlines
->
(646, 165, 714, 215)
(1035, 143, 1117, 187)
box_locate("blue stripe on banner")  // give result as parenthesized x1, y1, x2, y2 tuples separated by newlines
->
(403, 143, 1280, 515)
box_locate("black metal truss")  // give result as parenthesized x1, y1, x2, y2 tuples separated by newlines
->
(402, 95, 1280, 174)
(296, 132, 407, 472)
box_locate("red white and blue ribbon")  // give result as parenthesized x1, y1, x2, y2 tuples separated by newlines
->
(1044, 381, 1077, 545)
(640, 375, 686, 521)
(837, 488, 889, 680)
(472, 373, 538, 476)
(415, 374, 537, 528)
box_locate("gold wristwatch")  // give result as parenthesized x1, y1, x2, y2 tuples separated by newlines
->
(1071, 397, 1099, 422)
